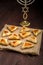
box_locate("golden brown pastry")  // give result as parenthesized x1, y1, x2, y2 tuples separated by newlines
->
(0, 38, 8, 45)
(19, 32, 31, 38)
(21, 42, 34, 49)
(2, 29, 11, 37)
(27, 35, 37, 43)
(9, 40, 22, 47)
(32, 29, 41, 36)
(7, 25, 18, 32)
(20, 26, 30, 32)
(8, 33, 20, 40)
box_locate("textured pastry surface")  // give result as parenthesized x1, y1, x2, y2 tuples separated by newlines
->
(2, 29, 11, 37)
(9, 40, 22, 47)
(32, 29, 41, 36)
(0, 24, 42, 55)
(19, 32, 31, 38)
(21, 42, 34, 49)
(26, 35, 37, 43)
(7, 25, 18, 32)
(8, 33, 20, 40)
(0, 38, 8, 45)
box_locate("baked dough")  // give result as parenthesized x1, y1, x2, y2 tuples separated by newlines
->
(20, 26, 30, 32)
(8, 33, 20, 40)
(21, 42, 34, 49)
(9, 40, 22, 47)
(19, 32, 31, 38)
(7, 25, 18, 32)
(0, 38, 8, 45)
(2, 29, 11, 37)
(32, 29, 41, 36)
(27, 35, 37, 43)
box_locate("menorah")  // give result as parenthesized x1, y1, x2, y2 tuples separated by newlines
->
(17, 0, 35, 26)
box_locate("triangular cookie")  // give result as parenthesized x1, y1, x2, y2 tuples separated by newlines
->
(8, 33, 20, 40)
(2, 29, 11, 37)
(32, 29, 41, 36)
(22, 42, 34, 49)
(0, 38, 8, 45)
(9, 40, 22, 47)
(20, 26, 30, 32)
(19, 32, 31, 38)
(27, 35, 37, 43)
(7, 25, 18, 32)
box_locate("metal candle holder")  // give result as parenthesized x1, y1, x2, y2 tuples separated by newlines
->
(17, 0, 35, 26)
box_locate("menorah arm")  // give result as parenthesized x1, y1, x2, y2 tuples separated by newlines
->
(17, 0, 35, 6)
(17, 0, 24, 5)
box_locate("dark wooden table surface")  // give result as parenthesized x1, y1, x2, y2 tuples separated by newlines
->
(0, 1, 43, 65)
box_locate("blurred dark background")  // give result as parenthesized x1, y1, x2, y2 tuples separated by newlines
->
(0, 0, 43, 29)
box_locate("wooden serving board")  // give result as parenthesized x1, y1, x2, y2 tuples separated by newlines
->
(0, 24, 42, 55)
